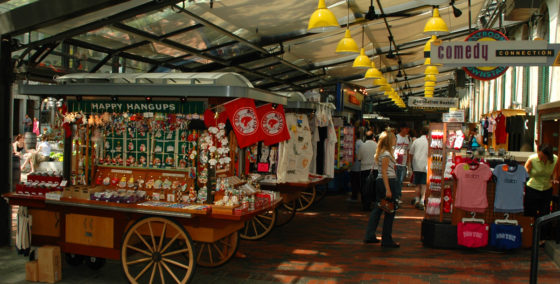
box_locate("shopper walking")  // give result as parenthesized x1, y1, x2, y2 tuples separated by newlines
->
(409, 127, 429, 210)
(364, 129, 399, 248)
(23, 114, 32, 132)
(32, 117, 40, 136)
(524, 144, 559, 225)
(393, 123, 410, 200)
(357, 130, 377, 211)
(349, 131, 364, 202)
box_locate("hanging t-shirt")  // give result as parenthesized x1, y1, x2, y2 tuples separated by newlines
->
(493, 164, 528, 213)
(506, 116, 525, 151)
(482, 118, 489, 145)
(323, 117, 336, 178)
(309, 115, 320, 174)
(393, 134, 410, 166)
(453, 162, 493, 212)
(490, 223, 522, 250)
(488, 117, 496, 133)
(277, 113, 314, 183)
(494, 113, 507, 144)
(458, 222, 489, 248)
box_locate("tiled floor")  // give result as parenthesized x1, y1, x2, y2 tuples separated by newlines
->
(2, 186, 560, 283)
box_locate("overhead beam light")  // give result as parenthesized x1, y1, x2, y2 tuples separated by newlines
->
(450, 0, 462, 18)
(424, 7, 449, 36)
(308, 0, 340, 33)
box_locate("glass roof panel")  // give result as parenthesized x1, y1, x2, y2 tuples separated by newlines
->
(168, 26, 234, 51)
(0, 0, 37, 13)
(73, 27, 139, 50)
(124, 59, 151, 73)
(123, 7, 198, 37)
(126, 43, 187, 61)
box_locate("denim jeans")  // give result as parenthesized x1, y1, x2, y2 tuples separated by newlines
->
(364, 178, 397, 244)
(394, 165, 407, 199)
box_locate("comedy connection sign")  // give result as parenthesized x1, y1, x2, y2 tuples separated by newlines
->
(408, 97, 458, 108)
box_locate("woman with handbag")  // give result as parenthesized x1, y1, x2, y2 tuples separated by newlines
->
(363, 129, 400, 248)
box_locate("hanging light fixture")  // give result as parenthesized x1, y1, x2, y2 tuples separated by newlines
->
(365, 62, 382, 79)
(336, 0, 359, 54)
(308, 0, 340, 33)
(425, 75, 437, 82)
(425, 65, 439, 75)
(425, 87, 435, 92)
(373, 77, 387, 86)
(353, 26, 371, 68)
(425, 81, 436, 87)
(424, 7, 449, 36)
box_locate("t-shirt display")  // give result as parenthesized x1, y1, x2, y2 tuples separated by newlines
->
(490, 223, 522, 249)
(277, 113, 314, 183)
(453, 163, 492, 212)
(506, 116, 525, 151)
(394, 134, 410, 166)
(493, 164, 528, 213)
(457, 222, 489, 248)
(494, 113, 507, 144)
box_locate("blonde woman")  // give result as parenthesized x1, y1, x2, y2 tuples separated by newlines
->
(363, 129, 400, 248)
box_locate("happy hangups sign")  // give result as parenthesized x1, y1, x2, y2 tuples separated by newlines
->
(431, 29, 560, 80)
(68, 100, 204, 114)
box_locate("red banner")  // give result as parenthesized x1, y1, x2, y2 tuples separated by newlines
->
(257, 103, 290, 145)
(223, 98, 261, 148)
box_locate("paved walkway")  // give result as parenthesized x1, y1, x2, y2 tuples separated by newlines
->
(1, 186, 560, 283)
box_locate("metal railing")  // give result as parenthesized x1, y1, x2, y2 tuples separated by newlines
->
(530, 210, 560, 284)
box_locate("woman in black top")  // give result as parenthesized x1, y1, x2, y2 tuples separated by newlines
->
(13, 134, 24, 158)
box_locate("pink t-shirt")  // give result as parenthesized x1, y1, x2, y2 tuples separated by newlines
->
(453, 163, 492, 212)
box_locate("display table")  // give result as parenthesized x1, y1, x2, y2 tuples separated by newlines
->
(4, 192, 282, 282)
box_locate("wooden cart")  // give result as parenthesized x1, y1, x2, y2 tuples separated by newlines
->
(4, 193, 281, 283)
(257, 174, 331, 228)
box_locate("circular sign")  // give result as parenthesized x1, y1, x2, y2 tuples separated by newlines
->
(261, 110, 284, 136)
(232, 107, 258, 136)
(463, 29, 509, 81)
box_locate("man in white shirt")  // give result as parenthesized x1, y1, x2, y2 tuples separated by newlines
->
(393, 123, 410, 200)
(409, 127, 429, 209)
(358, 130, 377, 211)
(349, 131, 364, 202)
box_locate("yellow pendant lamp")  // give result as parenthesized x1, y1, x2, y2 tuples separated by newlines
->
(425, 75, 437, 82)
(308, 0, 340, 33)
(353, 48, 371, 68)
(425, 65, 439, 75)
(364, 62, 382, 79)
(425, 81, 436, 88)
(424, 7, 449, 36)
(336, 29, 359, 53)
(424, 35, 437, 55)
(380, 84, 391, 92)
(374, 77, 388, 86)
(353, 27, 371, 68)
(336, 1, 359, 54)
(425, 87, 435, 92)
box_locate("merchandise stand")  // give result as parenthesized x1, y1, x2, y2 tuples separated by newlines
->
(5, 73, 291, 282)
(423, 122, 534, 249)
(425, 122, 462, 223)
(254, 100, 333, 225)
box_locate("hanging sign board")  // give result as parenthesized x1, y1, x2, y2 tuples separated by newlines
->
(442, 110, 465, 123)
(342, 87, 364, 111)
(67, 100, 204, 114)
(408, 96, 458, 108)
(431, 40, 560, 67)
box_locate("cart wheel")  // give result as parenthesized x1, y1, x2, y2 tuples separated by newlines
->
(240, 209, 276, 240)
(195, 232, 239, 268)
(284, 186, 316, 212)
(121, 216, 196, 284)
(314, 185, 328, 204)
(275, 200, 296, 227)
(65, 253, 84, 266)
(85, 256, 106, 270)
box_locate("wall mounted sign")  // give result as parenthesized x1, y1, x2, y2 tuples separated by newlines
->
(342, 87, 364, 111)
(407, 96, 458, 108)
(442, 110, 465, 123)
(68, 100, 204, 114)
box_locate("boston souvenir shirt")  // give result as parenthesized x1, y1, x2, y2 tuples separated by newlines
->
(490, 223, 522, 250)
(453, 163, 492, 212)
(493, 164, 528, 213)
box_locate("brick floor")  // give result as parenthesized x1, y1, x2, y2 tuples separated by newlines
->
(2, 186, 559, 283)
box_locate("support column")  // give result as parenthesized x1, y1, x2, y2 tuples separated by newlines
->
(0, 35, 14, 246)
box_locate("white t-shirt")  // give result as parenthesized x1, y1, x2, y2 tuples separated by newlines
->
(351, 139, 364, 172)
(393, 134, 410, 166)
(38, 141, 51, 157)
(409, 135, 428, 173)
(358, 140, 377, 171)
(323, 117, 336, 178)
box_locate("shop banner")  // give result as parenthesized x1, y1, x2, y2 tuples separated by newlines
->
(443, 110, 465, 123)
(257, 104, 290, 145)
(67, 100, 204, 114)
(223, 98, 262, 148)
(408, 97, 458, 108)
(431, 40, 560, 67)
